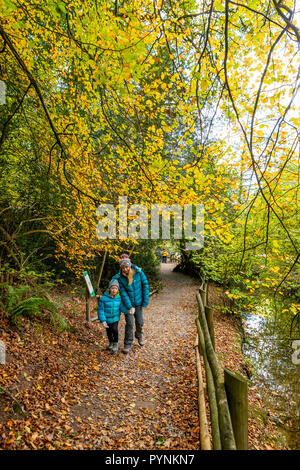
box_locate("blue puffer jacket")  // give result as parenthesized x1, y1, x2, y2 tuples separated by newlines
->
(97, 291, 127, 324)
(112, 265, 149, 310)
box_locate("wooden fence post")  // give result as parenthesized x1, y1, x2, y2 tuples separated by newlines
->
(224, 368, 248, 450)
(194, 335, 211, 450)
(199, 288, 206, 308)
(205, 306, 215, 350)
(197, 293, 236, 450)
(196, 318, 221, 450)
(205, 282, 209, 306)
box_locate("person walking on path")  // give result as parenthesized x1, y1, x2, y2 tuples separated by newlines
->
(97, 279, 127, 354)
(112, 255, 149, 354)
(161, 249, 168, 263)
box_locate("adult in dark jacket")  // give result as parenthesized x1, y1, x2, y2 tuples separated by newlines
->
(112, 255, 149, 354)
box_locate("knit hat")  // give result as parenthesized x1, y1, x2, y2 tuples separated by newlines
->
(120, 258, 131, 268)
(108, 279, 119, 289)
(120, 253, 131, 267)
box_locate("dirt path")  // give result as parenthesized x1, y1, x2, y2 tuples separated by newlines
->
(78, 263, 200, 450)
(0, 263, 201, 450)
(2, 263, 287, 450)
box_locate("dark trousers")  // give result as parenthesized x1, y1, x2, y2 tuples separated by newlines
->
(106, 321, 119, 343)
(124, 306, 144, 346)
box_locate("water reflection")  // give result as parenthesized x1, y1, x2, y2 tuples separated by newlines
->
(241, 298, 300, 449)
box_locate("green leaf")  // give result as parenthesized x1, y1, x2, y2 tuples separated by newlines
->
(156, 437, 164, 446)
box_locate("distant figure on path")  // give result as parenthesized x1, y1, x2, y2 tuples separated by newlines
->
(112, 254, 149, 354)
(161, 249, 168, 263)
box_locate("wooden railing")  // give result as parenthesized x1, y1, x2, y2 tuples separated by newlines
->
(194, 280, 248, 450)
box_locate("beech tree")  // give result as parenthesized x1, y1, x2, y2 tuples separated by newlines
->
(0, 0, 299, 289)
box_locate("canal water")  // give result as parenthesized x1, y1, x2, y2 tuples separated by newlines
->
(241, 297, 300, 449)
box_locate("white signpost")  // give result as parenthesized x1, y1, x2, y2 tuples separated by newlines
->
(83, 271, 96, 322)
(83, 271, 95, 297)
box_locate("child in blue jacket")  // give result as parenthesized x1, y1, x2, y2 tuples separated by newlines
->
(112, 255, 149, 354)
(97, 279, 127, 354)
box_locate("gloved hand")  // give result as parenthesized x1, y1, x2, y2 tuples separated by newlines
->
(128, 308, 135, 315)
(102, 321, 109, 328)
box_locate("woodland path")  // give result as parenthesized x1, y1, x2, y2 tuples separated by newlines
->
(80, 262, 201, 450)
(0, 263, 201, 450)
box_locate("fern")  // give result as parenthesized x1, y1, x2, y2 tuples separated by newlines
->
(11, 297, 56, 321)
(3, 284, 71, 332)
(6, 285, 30, 312)
(50, 312, 69, 332)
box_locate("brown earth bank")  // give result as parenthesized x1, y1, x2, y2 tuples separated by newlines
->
(0, 263, 286, 450)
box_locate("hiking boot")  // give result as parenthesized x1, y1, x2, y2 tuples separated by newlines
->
(123, 345, 131, 354)
(106, 342, 113, 351)
(138, 336, 144, 347)
(111, 343, 118, 354)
